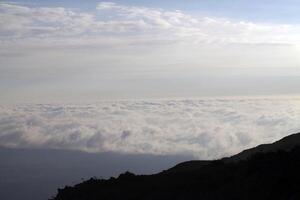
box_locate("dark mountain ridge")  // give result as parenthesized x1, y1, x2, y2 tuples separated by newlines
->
(52, 133, 300, 200)
(225, 132, 300, 162)
(164, 132, 300, 174)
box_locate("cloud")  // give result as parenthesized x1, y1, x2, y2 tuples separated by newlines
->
(97, 2, 118, 10)
(1, 98, 300, 159)
(1, 1, 300, 79)
(0, 3, 98, 39)
(0, 1, 299, 46)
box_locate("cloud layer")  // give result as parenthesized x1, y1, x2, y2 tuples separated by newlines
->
(1, 97, 300, 159)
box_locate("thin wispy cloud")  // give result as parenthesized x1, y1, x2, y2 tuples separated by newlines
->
(1, 2, 299, 45)
(1, 2, 300, 102)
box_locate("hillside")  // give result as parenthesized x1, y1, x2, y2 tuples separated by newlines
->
(51, 132, 300, 200)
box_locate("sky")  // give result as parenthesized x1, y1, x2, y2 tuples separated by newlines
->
(2, 3, 300, 197)
(1, 0, 300, 103)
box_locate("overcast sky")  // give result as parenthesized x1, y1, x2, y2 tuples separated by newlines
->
(1, 0, 300, 103)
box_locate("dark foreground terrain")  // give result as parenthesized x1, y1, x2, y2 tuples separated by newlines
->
(52, 133, 300, 200)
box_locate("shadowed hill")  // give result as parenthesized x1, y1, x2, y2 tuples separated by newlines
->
(162, 160, 211, 174)
(171, 132, 300, 171)
(52, 132, 300, 200)
(224, 132, 300, 162)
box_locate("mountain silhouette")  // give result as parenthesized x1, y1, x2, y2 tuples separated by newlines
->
(51, 133, 300, 200)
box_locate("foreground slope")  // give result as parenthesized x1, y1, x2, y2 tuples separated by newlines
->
(52, 133, 300, 200)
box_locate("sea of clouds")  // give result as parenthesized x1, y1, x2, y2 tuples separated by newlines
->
(1, 97, 300, 159)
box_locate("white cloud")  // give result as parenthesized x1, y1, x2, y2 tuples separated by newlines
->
(0, 3, 99, 39)
(97, 2, 118, 10)
(1, 2, 300, 103)
(1, 2, 300, 45)
(2, 1, 300, 76)
(1, 2, 300, 73)
(1, 98, 300, 159)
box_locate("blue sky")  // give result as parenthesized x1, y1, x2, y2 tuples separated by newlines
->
(1, 0, 300, 103)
